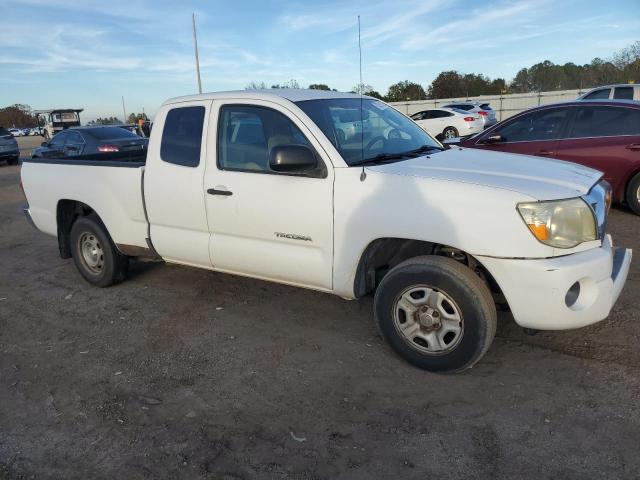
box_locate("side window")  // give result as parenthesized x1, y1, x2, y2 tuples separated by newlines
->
(49, 132, 67, 146)
(495, 108, 568, 142)
(217, 105, 320, 174)
(421, 111, 433, 120)
(569, 106, 640, 138)
(160, 106, 205, 167)
(614, 87, 634, 100)
(66, 131, 84, 145)
(583, 88, 611, 100)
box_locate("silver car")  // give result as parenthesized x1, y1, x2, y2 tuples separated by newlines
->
(0, 127, 20, 165)
(441, 101, 497, 128)
(577, 84, 640, 101)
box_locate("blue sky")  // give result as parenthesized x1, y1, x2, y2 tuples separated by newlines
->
(0, 0, 638, 121)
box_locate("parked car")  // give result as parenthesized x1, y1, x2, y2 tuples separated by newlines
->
(441, 101, 497, 127)
(29, 127, 42, 136)
(32, 126, 148, 160)
(410, 107, 483, 139)
(457, 100, 640, 215)
(578, 84, 640, 101)
(21, 90, 631, 373)
(8, 128, 23, 137)
(0, 127, 20, 165)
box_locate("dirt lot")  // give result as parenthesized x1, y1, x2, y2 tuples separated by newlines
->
(1, 144, 639, 479)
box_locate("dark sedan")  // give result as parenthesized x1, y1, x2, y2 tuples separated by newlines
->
(0, 126, 20, 165)
(458, 100, 640, 214)
(32, 126, 148, 161)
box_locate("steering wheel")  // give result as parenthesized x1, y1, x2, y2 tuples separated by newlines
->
(364, 135, 386, 151)
(387, 128, 402, 140)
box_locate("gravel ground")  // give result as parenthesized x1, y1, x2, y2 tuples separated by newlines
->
(1, 143, 639, 479)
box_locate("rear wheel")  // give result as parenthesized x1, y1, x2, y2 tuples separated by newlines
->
(374, 256, 496, 373)
(6, 157, 19, 165)
(626, 172, 640, 215)
(443, 126, 458, 139)
(69, 214, 128, 287)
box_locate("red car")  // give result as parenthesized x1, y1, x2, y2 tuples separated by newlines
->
(458, 100, 640, 214)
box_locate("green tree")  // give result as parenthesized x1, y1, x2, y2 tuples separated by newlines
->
(308, 83, 332, 90)
(385, 80, 426, 102)
(127, 113, 148, 124)
(0, 104, 38, 128)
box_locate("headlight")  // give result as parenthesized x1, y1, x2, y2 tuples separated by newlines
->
(517, 198, 597, 249)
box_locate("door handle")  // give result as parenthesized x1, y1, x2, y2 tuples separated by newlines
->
(625, 144, 640, 151)
(536, 150, 555, 156)
(207, 188, 233, 196)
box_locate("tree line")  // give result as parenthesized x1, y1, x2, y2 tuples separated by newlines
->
(248, 42, 639, 102)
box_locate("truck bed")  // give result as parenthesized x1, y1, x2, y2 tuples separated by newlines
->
(21, 157, 149, 251)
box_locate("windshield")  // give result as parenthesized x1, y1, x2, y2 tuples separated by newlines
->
(296, 98, 442, 166)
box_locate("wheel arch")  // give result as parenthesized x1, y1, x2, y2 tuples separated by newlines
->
(56, 199, 104, 259)
(353, 237, 506, 307)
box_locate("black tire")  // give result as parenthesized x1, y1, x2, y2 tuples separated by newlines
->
(442, 127, 459, 139)
(6, 157, 19, 166)
(374, 256, 496, 373)
(69, 214, 128, 287)
(626, 172, 640, 215)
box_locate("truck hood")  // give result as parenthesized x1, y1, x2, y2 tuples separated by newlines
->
(368, 147, 602, 201)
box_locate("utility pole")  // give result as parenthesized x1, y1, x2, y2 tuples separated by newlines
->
(192, 12, 203, 94)
(121, 96, 127, 124)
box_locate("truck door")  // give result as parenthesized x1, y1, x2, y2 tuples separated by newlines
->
(204, 100, 334, 290)
(144, 100, 213, 268)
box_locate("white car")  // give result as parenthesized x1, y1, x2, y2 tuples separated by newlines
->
(20, 89, 632, 373)
(8, 128, 23, 137)
(410, 107, 483, 139)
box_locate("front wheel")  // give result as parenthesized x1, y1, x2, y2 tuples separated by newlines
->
(626, 172, 640, 215)
(69, 214, 128, 287)
(374, 256, 496, 373)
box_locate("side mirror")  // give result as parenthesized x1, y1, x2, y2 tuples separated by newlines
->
(269, 145, 317, 173)
(41, 141, 48, 147)
(480, 134, 504, 144)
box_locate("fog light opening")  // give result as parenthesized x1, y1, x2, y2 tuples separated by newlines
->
(565, 281, 581, 308)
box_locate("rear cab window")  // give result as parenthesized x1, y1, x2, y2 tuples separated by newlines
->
(160, 106, 205, 167)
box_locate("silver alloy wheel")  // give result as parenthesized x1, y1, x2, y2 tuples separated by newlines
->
(392, 285, 464, 354)
(443, 128, 456, 139)
(637, 184, 640, 203)
(78, 232, 104, 274)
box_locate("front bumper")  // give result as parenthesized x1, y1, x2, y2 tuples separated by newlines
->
(477, 235, 632, 330)
(0, 150, 19, 159)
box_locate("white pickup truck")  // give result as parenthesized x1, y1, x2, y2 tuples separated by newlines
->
(21, 90, 632, 373)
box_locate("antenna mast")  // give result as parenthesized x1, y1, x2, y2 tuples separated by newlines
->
(192, 12, 203, 94)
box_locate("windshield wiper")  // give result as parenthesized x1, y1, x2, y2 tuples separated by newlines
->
(350, 144, 444, 167)
(350, 152, 414, 167)
(406, 144, 445, 154)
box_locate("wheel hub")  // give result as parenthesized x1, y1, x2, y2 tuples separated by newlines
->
(393, 285, 464, 355)
(78, 232, 104, 274)
(415, 306, 441, 331)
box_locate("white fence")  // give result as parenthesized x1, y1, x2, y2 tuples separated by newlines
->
(389, 88, 589, 121)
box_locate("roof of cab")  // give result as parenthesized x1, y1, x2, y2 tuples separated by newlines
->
(163, 89, 370, 106)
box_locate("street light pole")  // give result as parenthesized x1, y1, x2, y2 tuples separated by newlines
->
(192, 12, 203, 94)
(121, 96, 127, 124)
